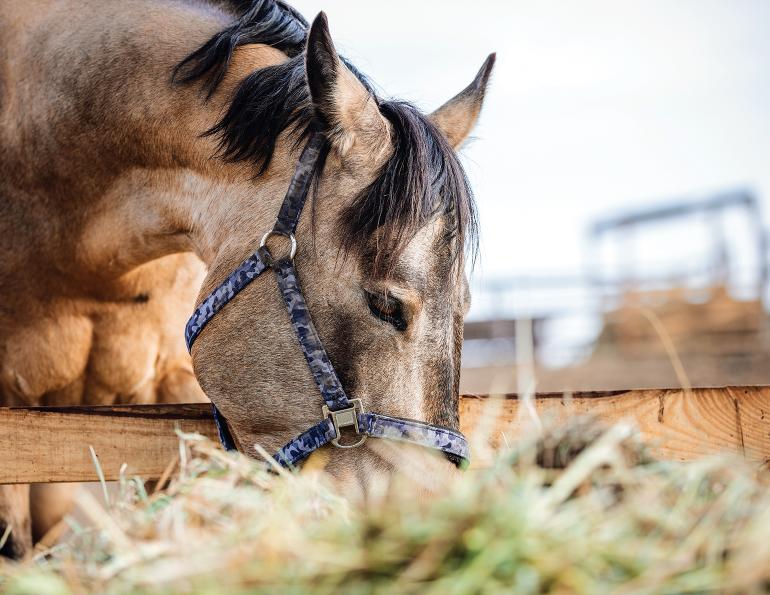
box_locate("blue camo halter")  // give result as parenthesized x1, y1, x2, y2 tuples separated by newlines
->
(185, 132, 470, 469)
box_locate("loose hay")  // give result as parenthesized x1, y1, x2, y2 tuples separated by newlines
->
(2, 421, 770, 594)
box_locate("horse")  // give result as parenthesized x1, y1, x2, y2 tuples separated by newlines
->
(0, 0, 493, 558)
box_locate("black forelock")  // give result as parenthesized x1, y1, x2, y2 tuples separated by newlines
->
(340, 101, 477, 272)
(175, 0, 477, 269)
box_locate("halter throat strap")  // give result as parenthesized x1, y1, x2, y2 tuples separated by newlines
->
(184, 133, 327, 351)
(185, 132, 470, 469)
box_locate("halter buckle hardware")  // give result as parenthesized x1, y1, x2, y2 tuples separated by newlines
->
(323, 399, 367, 449)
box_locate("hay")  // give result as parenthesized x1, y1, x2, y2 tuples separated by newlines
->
(2, 422, 770, 594)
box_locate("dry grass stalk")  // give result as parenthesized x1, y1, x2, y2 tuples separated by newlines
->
(1, 420, 769, 594)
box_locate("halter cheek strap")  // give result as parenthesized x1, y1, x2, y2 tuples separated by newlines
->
(185, 132, 470, 469)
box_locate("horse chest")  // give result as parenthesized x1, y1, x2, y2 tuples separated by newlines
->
(0, 303, 157, 406)
(0, 254, 206, 407)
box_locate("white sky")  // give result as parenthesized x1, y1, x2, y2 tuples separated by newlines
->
(291, 0, 770, 293)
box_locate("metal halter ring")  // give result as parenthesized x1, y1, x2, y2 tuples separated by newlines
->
(322, 399, 367, 449)
(260, 229, 297, 261)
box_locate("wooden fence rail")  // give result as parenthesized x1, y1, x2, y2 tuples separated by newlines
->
(1, 386, 768, 484)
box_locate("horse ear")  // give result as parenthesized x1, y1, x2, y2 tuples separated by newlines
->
(430, 54, 496, 149)
(305, 13, 387, 156)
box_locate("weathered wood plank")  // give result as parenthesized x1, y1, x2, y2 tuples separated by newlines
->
(0, 404, 218, 484)
(459, 386, 770, 466)
(1, 386, 768, 483)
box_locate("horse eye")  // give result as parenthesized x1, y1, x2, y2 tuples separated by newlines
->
(365, 291, 407, 331)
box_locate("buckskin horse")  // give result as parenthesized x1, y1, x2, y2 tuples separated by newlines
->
(0, 0, 493, 557)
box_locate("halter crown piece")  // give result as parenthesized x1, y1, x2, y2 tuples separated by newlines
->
(185, 132, 470, 469)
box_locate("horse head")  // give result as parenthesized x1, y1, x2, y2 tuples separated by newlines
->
(180, 9, 493, 497)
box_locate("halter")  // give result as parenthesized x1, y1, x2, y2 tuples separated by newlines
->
(185, 132, 470, 469)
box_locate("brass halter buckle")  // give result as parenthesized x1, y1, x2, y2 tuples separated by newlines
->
(322, 398, 367, 449)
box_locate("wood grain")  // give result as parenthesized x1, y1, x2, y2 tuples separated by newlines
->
(0, 404, 218, 484)
(1, 387, 768, 483)
(460, 386, 770, 466)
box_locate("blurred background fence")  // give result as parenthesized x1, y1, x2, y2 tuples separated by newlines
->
(462, 189, 770, 392)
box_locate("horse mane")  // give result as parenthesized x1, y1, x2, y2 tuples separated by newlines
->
(174, 0, 477, 270)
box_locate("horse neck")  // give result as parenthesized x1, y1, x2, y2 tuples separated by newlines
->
(0, 0, 292, 285)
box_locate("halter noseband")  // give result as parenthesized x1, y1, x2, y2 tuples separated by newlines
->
(185, 132, 470, 469)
